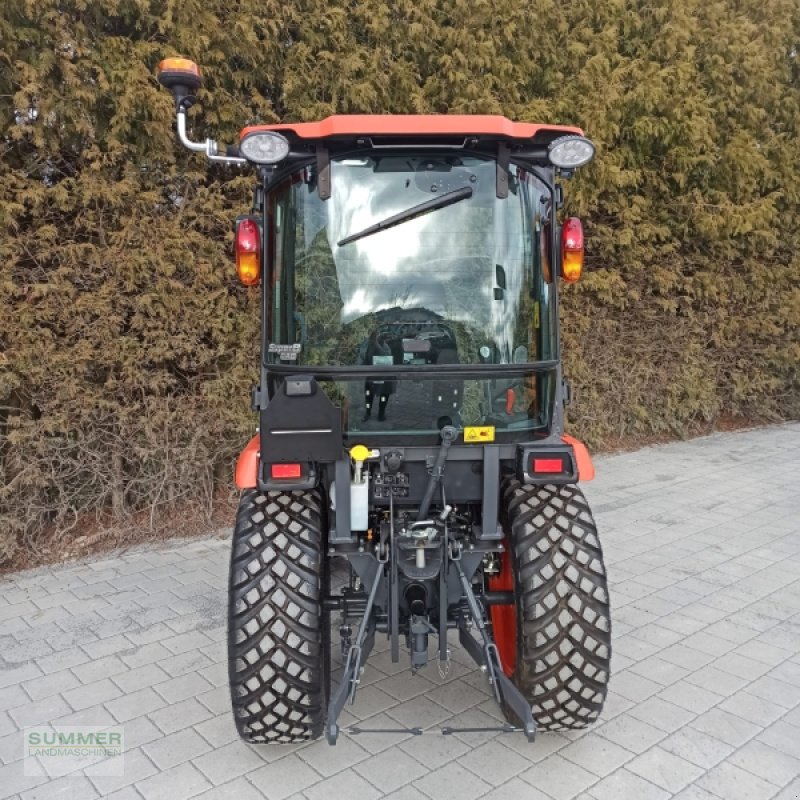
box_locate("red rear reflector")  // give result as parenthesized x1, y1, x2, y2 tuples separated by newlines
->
(271, 463, 302, 479)
(533, 458, 564, 473)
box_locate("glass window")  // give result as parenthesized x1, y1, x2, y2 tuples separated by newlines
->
(268, 154, 556, 438)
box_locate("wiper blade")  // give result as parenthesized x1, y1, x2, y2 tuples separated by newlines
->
(337, 185, 473, 247)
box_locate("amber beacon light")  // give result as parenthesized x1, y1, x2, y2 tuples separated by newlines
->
(157, 58, 203, 106)
(156, 56, 245, 166)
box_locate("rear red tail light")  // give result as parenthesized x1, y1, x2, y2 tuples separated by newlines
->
(533, 458, 564, 473)
(236, 218, 261, 285)
(271, 463, 302, 479)
(561, 217, 584, 283)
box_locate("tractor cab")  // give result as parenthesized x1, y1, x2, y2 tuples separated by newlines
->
(159, 58, 610, 749)
(259, 146, 558, 441)
(240, 117, 591, 437)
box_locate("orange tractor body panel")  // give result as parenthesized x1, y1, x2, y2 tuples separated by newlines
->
(241, 114, 583, 143)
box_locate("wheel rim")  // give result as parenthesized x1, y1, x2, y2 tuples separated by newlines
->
(488, 544, 517, 677)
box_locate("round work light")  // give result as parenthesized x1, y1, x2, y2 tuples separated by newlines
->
(239, 131, 291, 165)
(548, 136, 596, 169)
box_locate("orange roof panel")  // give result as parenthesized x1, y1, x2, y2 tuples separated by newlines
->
(240, 114, 583, 142)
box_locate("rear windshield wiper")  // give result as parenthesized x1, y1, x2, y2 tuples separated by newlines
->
(337, 185, 473, 247)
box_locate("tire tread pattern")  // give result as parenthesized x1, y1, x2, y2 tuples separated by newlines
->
(227, 489, 326, 744)
(502, 480, 611, 730)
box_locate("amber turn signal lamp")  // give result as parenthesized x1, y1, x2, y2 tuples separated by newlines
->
(561, 217, 584, 283)
(236, 219, 261, 286)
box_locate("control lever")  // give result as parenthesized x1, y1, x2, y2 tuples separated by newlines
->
(417, 425, 457, 521)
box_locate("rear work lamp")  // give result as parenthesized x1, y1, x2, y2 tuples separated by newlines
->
(548, 135, 595, 170)
(239, 131, 291, 165)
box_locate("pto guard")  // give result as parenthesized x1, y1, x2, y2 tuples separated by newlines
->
(235, 435, 260, 490)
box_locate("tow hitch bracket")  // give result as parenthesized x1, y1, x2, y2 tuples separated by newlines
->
(326, 549, 385, 745)
(453, 553, 537, 742)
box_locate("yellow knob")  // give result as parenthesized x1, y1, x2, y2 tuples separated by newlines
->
(349, 444, 370, 463)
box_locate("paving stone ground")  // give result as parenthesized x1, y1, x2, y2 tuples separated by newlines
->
(1, 423, 799, 800)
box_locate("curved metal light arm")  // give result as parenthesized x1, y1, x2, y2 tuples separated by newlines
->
(176, 109, 246, 166)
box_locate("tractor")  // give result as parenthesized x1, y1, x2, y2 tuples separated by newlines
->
(158, 57, 611, 746)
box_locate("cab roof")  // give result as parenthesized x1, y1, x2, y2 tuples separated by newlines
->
(240, 114, 583, 147)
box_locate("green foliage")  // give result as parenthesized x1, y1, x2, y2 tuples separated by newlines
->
(1, 0, 798, 559)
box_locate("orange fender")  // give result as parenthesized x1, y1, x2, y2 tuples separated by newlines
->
(235, 434, 260, 489)
(562, 434, 595, 482)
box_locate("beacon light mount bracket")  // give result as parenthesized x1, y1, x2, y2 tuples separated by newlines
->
(157, 57, 247, 167)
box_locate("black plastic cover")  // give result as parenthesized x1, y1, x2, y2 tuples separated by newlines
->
(260, 376, 344, 464)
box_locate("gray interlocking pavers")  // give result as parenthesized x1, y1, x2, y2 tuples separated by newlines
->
(62, 677, 122, 711)
(660, 726, 734, 770)
(19, 772, 100, 799)
(0, 686, 28, 714)
(105, 687, 167, 723)
(7, 695, 71, 729)
(22, 669, 80, 703)
(588, 768, 670, 800)
(626, 746, 705, 794)
(246, 754, 321, 799)
(0, 422, 798, 799)
(136, 760, 212, 800)
(412, 759, 492, 800)
(141, 728, 212, 771)
(121, 715, 163, 750)
(695, 761, 778, 800)
(303, 770, 381, 800)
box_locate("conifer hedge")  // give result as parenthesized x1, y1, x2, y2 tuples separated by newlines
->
(1, 0, 798, 559)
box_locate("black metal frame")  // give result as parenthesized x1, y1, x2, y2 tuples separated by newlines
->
(323, 484, 537, 744)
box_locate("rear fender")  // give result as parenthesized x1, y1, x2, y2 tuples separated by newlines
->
(562, 434, 595, 481)
(234, 434, 319, 491)
(235, 435, 260, 490)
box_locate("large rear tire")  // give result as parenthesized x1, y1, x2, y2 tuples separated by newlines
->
(493, 481, 611, 731)
(227, 489, 329, 743)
